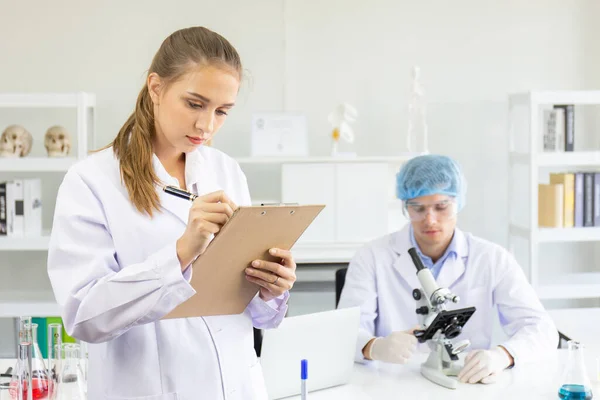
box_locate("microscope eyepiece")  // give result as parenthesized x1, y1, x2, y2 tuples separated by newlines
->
(408, 248, 426, 272)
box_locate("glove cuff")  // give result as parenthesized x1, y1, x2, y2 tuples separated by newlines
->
(368, 337, 381, 360)
(494, 346, 513, 370)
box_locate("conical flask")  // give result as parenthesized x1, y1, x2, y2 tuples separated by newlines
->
(406, 65, 429, 154)
(29, 324, 49, 399)
(9, 320, 49, 400)
(9, 317, 30, 400)
(558, 341, 593, 400)
(47, 324, 62, 400)
(57, 344, 80, 400)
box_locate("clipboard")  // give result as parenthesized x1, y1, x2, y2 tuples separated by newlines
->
(163, 203, 325, 319)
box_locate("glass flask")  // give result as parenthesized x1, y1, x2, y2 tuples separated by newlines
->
(10, 317, 50, 400)
(76, 342, 88, 399)
(1, 368, 11, 400)
(47, 324, 62, 400)
(406, 65, 429, 154)
(57, 344, 80, 400)
(558, 341, 593, 400)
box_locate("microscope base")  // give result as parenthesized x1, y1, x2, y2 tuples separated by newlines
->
(420, 364, 461, 390)
(420, 348, 463, 389)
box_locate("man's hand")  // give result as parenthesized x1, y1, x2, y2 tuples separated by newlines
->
(363, 327, 420, 364)
(458, 346, 513, 384)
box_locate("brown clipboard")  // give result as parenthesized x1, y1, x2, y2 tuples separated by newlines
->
(163, 204, 325, 319)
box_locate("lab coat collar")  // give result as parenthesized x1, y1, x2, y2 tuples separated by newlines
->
(390, 224, 468, 290)
(184, 148, 205, 190)
(389, 226, 421, 291)
(152, 151, 203, 225)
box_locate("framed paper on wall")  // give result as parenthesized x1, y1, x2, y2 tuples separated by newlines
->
(251, 113, 308, 157)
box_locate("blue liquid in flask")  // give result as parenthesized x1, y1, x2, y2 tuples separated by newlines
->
(558, 384, 593, 400)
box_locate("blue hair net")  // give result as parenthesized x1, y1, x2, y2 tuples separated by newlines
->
(396, 154, 467, 211)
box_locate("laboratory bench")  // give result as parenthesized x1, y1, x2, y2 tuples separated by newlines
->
(285, 348, 600, 400)
(2, 347, 599, 399)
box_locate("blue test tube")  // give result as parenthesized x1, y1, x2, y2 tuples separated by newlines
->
(301, 359, 308, 399)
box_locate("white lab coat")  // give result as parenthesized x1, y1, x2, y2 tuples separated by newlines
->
(47, 147, 288, 400)
(337, 225, 558, 365)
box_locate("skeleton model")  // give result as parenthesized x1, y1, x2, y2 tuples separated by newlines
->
(0, 125, 33, 158)
(328, 103, 357, 157)
(44, 125, 71, 157)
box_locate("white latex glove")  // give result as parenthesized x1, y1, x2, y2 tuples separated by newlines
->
(457, 347, 513, 384)
(369, 327, 418, 364)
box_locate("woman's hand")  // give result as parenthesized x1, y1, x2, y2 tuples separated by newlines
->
(176, 190, 237, 269)
(245, 248, 297, 302)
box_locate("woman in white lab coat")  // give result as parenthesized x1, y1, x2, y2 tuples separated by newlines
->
(47, 27, 295, 400)
(338, 154, 558, 384)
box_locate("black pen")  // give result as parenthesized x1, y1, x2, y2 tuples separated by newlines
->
(162, 185, 198, 202)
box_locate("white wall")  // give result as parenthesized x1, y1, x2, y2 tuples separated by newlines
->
(0, 0, 598, 351)
(0, 0, 286, 146)
(283, 0, 598, 245)
(1, 0, 596, 244)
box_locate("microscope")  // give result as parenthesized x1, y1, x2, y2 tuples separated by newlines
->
(408, 247, 476, 390)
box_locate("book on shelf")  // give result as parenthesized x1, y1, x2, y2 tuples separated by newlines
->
(542, 108, 565, 152)
(0, 182, 6, 235)
(553, 104, 574, 152)
(23, 179, 42, 236)
(6, 180, 24, 236)
(549, 173, 574, 227)
(542, 172, 600, 228)
(575, 173, 584, 227)
(584, 173, 594, 227)
(0, 178, 42, 236)
(595, 174, 600, 226)
(538, 183, 564, 228)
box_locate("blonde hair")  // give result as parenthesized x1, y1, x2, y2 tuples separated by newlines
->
(110, 27, 242, 216)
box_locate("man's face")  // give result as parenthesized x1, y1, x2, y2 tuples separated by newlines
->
(404, 194, 458, 248)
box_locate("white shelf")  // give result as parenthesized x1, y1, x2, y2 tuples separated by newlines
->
(0, 92, 96, 108)
(0, 301, 60, 318)
(235, 155, 417, 164)
(509, 90, 600, 106)
(536, 273, 600, 300)
(510, 151, 600, 167)
(509, 224, 600, 242)
(538, 227, 600, 242)
(291, 242, 363, 264)
(0, 292, 60, 318)
(508, 90, 600, 295)
(0, 233, 51, 250)
(0, 157, 77, 172)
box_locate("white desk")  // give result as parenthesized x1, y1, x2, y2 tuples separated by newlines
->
(285, 349, 600, 400)
(3, 349, 600, 399)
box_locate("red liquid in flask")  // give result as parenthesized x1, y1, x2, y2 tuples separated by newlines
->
(9, 377, 50, 399)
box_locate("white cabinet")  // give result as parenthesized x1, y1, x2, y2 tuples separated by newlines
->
(238, 156, 415, 262)
(281, 163, 336, 243)
(281, 160, 405, 245)
(335, 163, 390, 243)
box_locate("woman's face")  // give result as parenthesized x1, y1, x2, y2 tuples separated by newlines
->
(149, 64, 240, 154)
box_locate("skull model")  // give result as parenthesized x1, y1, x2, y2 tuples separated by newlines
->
(44, 125, 71, 157)
(0, 125, 33, 158)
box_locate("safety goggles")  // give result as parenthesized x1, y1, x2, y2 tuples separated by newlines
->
(402, 198, 458, 222)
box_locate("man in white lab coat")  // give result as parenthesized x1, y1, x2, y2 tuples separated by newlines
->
(338, 154, 558, 384)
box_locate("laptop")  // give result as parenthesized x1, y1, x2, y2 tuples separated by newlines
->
(260, 307, 361, 399)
